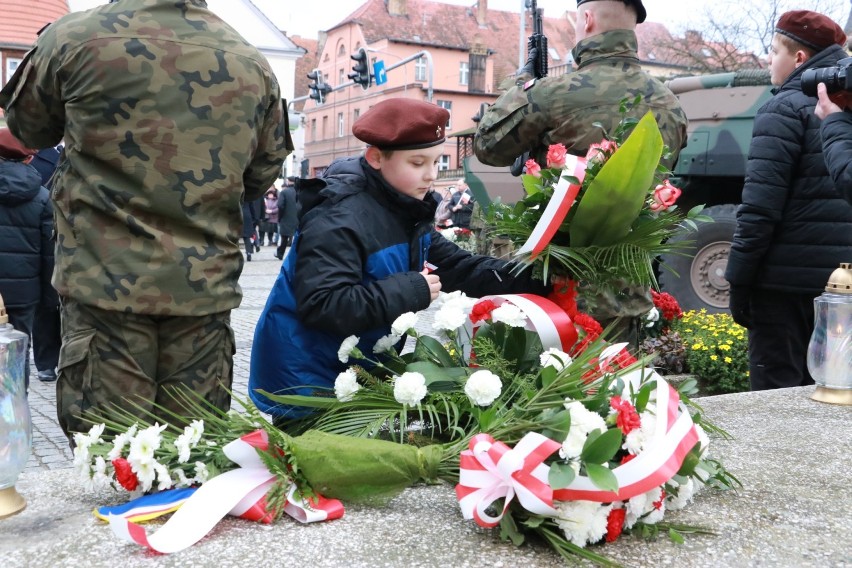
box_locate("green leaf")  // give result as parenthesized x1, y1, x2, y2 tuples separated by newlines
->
(540, 366, 557, 389)
(522, 174, 542, 196)
(541, 409, 571, 440)
(499, 513, 525, 546)
(569, 112, 664, 246)
(405, 361, 465, 392)
(412, 335, 455, 368)
(676, 443, 702, 476)
(255, 391, 339, 409)
(584, 463, 619, 492)
(548, 462, 577, 489)
(635, 380, 654, 413)
(580, 427, 623, 464)
(669, 528, 685, 544)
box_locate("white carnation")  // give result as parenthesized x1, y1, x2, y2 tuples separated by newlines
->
(393, 372, 428, 406)
(540, 348, 573, 371)
(623, 406, 657, 455)
(554, 500, 612, 547)
(373, 333, 401, 354)
(334, 368, 361, 402)
(337, 335, 360, 363)
(491, 303, 527, 327)
(391, 312, 418, 335)
(559, 400, 607, 460)
(645, 307, 660, 327)
(666, 478, 696, 511)
(695, 423, 710, 457)
(625, 487, 664, 528)
(432, 303, 468, 332)
(464, 370, 502, 406)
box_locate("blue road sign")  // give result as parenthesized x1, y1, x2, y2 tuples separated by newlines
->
(373, 60, 387, 86)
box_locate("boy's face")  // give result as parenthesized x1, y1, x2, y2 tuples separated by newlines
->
(768, 35, 799, 86)
(367, 146, 443, 200)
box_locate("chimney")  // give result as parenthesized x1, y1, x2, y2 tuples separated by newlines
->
(388, 0, 407, 17)
(476, 0, 488, 26)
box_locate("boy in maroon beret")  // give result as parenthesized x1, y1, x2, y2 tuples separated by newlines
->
(726, 10, 852, 391)
(249, 98, 550, 422)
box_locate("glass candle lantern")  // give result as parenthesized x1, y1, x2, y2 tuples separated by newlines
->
(0, 293, 31, 519)
(807, 263, 852, 405)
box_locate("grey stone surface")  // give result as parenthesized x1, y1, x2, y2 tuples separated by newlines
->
(7, 248, 852, 567)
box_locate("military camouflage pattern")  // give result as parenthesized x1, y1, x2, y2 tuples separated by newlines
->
(57, 298, 234, 439)
(0, 0, 293, 316)
(474, 30, 687, 169)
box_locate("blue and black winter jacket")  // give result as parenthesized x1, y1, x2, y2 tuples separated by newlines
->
(249, 156, 548, 418)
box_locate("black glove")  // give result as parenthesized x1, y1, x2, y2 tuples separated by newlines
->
(517, 47, 538, 78)
(728, 285, 753, 329)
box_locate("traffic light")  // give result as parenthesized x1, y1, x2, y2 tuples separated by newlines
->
(307, 69, 329, 104)
(348, 48, 371, 90)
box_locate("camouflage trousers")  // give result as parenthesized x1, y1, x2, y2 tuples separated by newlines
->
(576, 280, 654, 348)
(57, 299, 235, 443)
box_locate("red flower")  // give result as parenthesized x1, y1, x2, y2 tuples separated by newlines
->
(469, 299, 498, 324)
(620, 453, 637, 465)
(524, 158, 542, 177)
(610, 395, 641, 435)
(649, 180, 682, 212)
(545, 143, 568, 168)
(653, 489, 666, 510)
(605, 508, 626, 542)
(548, 280, 579, 318)
(112, 457, 139, 491)
(585, 139, 619, 163)
(651, 290, 683, 322)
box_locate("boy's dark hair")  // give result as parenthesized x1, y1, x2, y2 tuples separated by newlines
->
(776, 33, 816, 59)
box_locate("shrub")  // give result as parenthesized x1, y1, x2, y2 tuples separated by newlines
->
(672, 310, 749, 394)
(639, 331, 687, 375)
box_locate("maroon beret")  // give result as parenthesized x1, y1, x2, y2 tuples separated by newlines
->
(0, 128, 36, 160)
(353, 98, 450, 150)
(775, 10, 846, 52)
(577, 0, 646, 24)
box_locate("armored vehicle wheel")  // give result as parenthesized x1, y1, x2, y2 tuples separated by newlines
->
(658, 204, 737, 313)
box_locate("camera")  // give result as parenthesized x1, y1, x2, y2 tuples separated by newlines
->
(801, 57, 852, 97)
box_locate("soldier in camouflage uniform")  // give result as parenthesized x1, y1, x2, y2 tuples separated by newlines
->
(474, 0, 687, 344)
(0, 0, 293, 442)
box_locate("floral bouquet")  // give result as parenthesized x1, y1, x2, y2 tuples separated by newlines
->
(642, 290, 684, 338)
(487, 97, 708, 292)
(438, 226, 478, 254)
(263, 291, 738, 565)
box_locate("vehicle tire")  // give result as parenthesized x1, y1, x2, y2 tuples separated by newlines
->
(658, 204, 737, 313)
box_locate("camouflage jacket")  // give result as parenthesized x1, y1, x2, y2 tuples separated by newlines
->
(0, 0, 293, 316)
(474, 30, 687, 169)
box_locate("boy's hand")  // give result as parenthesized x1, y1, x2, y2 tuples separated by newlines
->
(420, 269, 442, 301)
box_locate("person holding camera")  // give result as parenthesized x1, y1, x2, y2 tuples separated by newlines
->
(725, 10, 852, 391)
(816, 82, 852, 206)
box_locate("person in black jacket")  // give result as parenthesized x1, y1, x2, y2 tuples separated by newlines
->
(0, 128, 54, 389)
(275, 183, 298, 260)
(725, 11, 852, 391)
(815, 82, 852, 206)
(450, 179, 474, 228)
(249, 99, 550, 419)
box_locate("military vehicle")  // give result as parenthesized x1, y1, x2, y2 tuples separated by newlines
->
(463, 69, 774, 313)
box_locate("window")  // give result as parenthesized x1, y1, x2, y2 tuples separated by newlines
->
(322, 115, 328, 139)
(4, 57, 21, 87)
(459, 61, 469, 86)
(338, 113, 344, 137)
(339, 68, 344, 85)
(438, 155, 451, 171)
(353, 108, 360, 121)
(415, 56, 426, 81)
(310, 118, 317, 141)
(337, 44, 346, 57)
(437, 100, 452, 129)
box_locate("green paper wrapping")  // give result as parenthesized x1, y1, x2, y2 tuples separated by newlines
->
(289, 430, 444, 504)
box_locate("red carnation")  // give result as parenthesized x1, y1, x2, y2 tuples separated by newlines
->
(605, 508, 626, 542)
(469, 299, 498, 324)
(610, 395, 641, 435)
(653, 490, 666, 510)
(548, 280, 579, 318)
(620, 453, 637, 465)
(112, 457, 139, 491)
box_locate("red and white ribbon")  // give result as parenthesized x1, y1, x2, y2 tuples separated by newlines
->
(455, 432, 561, 528)
(108, 430, 343, 553)
(516, 155, 587, 257)
(472, 294, 578, 352)
(552, 373, 699, 502)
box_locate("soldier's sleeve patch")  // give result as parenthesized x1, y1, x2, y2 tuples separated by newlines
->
(523, 78, 537, 91)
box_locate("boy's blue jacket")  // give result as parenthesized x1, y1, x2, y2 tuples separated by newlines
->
(249, 156, 548, 418)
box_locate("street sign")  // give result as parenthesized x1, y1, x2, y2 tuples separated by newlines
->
(373, 60, 387, 86)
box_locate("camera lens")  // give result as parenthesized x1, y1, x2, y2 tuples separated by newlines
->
(801, 67, 841, 97)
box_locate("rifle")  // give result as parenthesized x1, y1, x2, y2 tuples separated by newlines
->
(527, 0, 548, 79)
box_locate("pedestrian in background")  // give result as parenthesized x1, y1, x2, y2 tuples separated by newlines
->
(261, 188, 280, 246)
(275, 182, 298, 260)
(0, 128, 53, 390)
(0, 0, 293, 441)
(28, 144, 62, 383)
(726, 10, 852, 390)
(450, 178, 474, 229)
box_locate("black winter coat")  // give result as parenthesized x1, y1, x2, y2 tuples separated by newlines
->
(725, 44, 852, 294)
(820, 109, 852, 207)
(276, 186, 298, 236)
(0, 159, 54, 309)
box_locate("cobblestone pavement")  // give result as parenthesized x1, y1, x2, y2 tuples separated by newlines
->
(24, 245, 439, 473)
